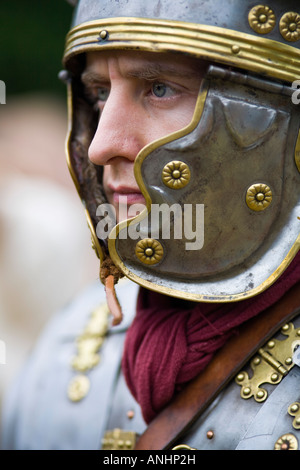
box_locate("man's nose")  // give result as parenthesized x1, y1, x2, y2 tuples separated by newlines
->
(88, 92, 144, 166)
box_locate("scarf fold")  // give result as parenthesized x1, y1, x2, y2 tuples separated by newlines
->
(122, 253, 300, 424)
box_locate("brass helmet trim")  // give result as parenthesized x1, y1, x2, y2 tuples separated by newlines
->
(109, 237, 300, 303)
(64, 17, 300, 83)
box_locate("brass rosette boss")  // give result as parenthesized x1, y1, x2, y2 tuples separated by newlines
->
(162, 160, 191, 189)
(135, 238, 164, 265)
(246, 183, 272, 211)
(248, 5, 276, 34)
(280, 11, 300, 42)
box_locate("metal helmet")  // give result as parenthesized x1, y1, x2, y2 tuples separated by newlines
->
(62, 0, 300, 305)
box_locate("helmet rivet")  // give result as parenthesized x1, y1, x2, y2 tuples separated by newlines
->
(231, 44, 240, 54)
(99, 30, 108, 40)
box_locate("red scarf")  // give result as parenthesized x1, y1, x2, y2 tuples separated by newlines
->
(122, 253, 300, 424)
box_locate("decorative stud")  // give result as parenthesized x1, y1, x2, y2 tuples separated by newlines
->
(246, 183, 272, 211)
(206, 430, 214, 440)
(248, 5, 276, 34)
(102, 429, 137, 450)
(256, 390, 265, 400)
(280, 12, 300, 42)
(71, 307, 109, 373)
(243, 387, 252, 396)
(288, 402, 300, 430)
(67, 374, 90, 402)
(135, 238, 164, 265)
(274, 433, 298, 450)
(162, 160, 191, 189)
(236, 373, 245, 382)
(72, 336, 104, 371)
(68, 304, 109, 402)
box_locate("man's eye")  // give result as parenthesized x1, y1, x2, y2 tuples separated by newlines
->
(97, 87, 110, 101)
(151, 83, 168, 98)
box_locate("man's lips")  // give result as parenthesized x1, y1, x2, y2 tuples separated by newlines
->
(108, 185, 146, 205)
(113, 192, 146, 205)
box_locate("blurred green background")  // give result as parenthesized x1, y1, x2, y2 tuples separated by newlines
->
(0, 0, 73, 98)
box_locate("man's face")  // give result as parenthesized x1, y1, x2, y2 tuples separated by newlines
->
(83, 50, 206, 220)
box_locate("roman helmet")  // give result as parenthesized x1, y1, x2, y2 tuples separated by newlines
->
(62, 0, 300, 320)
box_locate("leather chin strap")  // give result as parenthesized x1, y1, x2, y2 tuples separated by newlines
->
(134, 281, 300, 450)
(100, 257, 124, 326)
(104, 275, 123, 326)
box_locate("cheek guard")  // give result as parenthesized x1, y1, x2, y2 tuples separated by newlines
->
(107, 66, 300, 302)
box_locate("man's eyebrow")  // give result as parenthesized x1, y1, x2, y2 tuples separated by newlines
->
(81, 63, 202, 85)
(81, 70, 107, 86)
(124, 63, 201, 80)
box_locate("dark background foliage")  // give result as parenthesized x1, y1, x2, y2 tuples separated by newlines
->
(0, 1, 73, 98)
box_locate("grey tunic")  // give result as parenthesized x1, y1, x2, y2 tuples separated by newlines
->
(1, 279, 300, 450)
